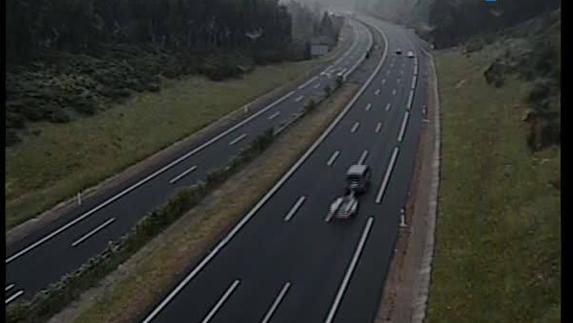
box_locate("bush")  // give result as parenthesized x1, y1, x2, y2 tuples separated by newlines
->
(484, 60, 505, 88)
(304, 99, 317, 113)
(324, 84, 332, 97)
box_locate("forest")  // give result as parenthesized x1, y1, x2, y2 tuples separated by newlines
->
(425, 0, 561, 48)
(6, 0, 341, 146)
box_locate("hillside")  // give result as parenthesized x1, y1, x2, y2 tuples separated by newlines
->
(428, 9, 560, 323)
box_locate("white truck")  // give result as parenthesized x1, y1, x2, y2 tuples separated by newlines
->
(327, 165, 371, 222)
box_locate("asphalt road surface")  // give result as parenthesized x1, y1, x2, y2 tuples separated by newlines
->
(5, 18, 377, 304)
(140, 14, 432, 323)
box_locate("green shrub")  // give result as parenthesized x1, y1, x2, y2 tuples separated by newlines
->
(304, 99, 317, 113)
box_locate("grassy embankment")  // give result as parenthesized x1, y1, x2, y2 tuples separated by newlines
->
(427, 35, 560, 322)
(51, 83, 359, 323)
(6, 52, 339, 231)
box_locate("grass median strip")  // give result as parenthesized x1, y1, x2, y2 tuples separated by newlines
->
(427, 46, 560, 323)
(67, 84, 357, 323)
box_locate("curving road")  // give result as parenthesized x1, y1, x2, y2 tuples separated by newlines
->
(140, 14, 432, 323)
(5, 19, 377, 304)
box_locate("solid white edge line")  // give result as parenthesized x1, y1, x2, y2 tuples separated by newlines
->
(6, 89, 297, 264)
(5, 284, 15, 292)
(375, 147, 400, 204)
(168, 165, 198, 184)
(260, 282, 292, 323)
(327, 151, 341, 166)
(284, 196, 307, 222)
(298, 76, 319, 90)
(140, 18, 388, 323)
(358, 150, 369, 165)
(5, 290, 24, 305)
(229, 134, 247, 146)
(324, 217, 374, 323)
(71, 217, 116, 247)
(351, 122, 360, 133)
(365, 103, 372, 111)
(398, 111, 410, 143)
(268, 111, 281, 120)
(407, 90, 415, 110)
(375, 122, 383, 133)
(200, 280, 241, 323)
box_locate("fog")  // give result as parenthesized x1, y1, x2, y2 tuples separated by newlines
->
(280, 0, 432, 26)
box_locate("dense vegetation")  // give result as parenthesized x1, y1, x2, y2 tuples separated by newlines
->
(481, 10, 561, 152)
(6, 0, 342, 147)
(425, 0, 560, 48)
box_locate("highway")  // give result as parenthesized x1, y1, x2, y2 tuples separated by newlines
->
(5, 18, 377, 304)
(140, 14, 431, 323)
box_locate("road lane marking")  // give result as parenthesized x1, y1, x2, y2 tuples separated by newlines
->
(392, 89, 397, 96)
(365, 103, 372, 111)
(407, 90, 415, 110)
(201, 280, 240, 323)
(343, 25, 374, 79)
(229, 134, 247, 145)
(358, 150, 369, 165)
(397, 78, 401, 84)
(261, 282, 292, 323)
(411, 75, 417, 89)
(268, 111, 281, 120)
(381, 78, 386, 84)
(400, 69, 404, 75)
(374, 89, 381, 95)
(324, 217, 374, 323)
(314, 82, 322, 89)
(387, 70, 391, 75)
(398, 111, 410, 142)
(350, 122, 360, 133)
(140, 22, 389, 323)
(327, 151, 341, 166)
(168, 165, 198, 184)
(5, 284, 15, 292)
(375, 122, 383, 133)
(375, 147, 400, 204)
(298, 76, 319, 89)
(71, 218, 116, 247)
(284, 196, 307, 222)
(5, 89, 298, 264)
(294, 95, 305, 103)
(5, 290, 24, 305)
(385, 103, 392, 111)
(414, 64, 419, 75)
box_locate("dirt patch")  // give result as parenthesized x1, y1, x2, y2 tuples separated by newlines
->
(48, 84, 360, 323)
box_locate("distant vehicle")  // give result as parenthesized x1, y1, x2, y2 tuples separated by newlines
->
(395, 48, 402, 55)
(407, 51, 415, 58)
(346, 164, 371, 194)
(328, 192, 359, 221)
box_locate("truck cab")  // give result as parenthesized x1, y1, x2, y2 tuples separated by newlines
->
(346, 164, 371, 194)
